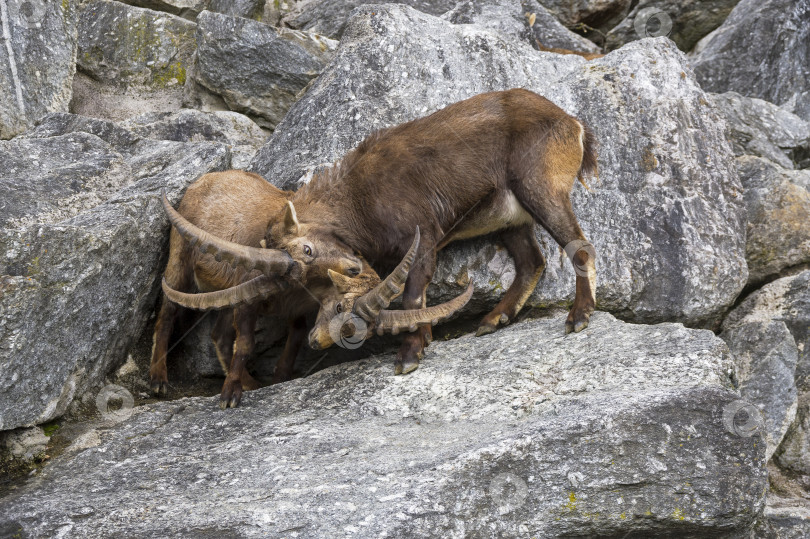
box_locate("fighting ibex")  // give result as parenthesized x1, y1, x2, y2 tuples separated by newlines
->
(153, 170, 471, 408)
(268, 89, 598, 375)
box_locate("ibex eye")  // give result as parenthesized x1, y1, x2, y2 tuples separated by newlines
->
(303, 245, 312, 256)
(335, 303, 343, 314)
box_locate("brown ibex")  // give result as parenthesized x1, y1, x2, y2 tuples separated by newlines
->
(267, 89, 598, 375)
(153, 170, 471, 408)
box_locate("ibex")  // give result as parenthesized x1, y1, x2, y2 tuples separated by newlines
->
(153, 170, 471, 408)
(267, 89, 598, 375)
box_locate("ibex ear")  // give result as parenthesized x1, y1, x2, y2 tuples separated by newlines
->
(328, 269, 352, 294)
(282, 201, 300, 235)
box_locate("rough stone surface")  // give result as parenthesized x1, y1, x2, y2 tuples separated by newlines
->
(721, 321, 798, 460)
(0, 116, 230, 432)
(121, 0, 210, 20)
(193, 10, 337, 128)
(207, 0, 263, 20)
(712, 92, 810, 170)
(120, 108, 268, 168)
(605, 0, 742, 52)
(442, 0, 600, 54)
(535, 0, 633, 31)
(753, 496, 810, 538)
(282, 0, 458, 38)
(691, 0, 810, 122)
(0, 427, 48, 462)
(723, 271, 810, 477)
(736, 156, 810, 284)
(250, 5, 747, 327)
(0, 312, 768, 537)
(72, 0, 197, 121)
(0, 0, 78, 139)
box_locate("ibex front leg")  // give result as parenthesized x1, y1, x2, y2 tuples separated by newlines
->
(220, 306, 258, 409)
(395, 242, 437, 375)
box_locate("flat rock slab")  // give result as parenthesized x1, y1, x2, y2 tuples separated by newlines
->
(0, 313, 767, 537)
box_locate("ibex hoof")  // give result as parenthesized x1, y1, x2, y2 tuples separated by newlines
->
(476, 312, 510, 337)
(565, 315, 590, 334)
(395, 358, 420, 375)
(150, 381, 168, 398)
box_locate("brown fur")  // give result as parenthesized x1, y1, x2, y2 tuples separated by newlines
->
(150, 170, 377, 408)
(268, 89, 598, 374)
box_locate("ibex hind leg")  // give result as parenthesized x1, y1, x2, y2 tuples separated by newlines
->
(149, 230, 192, 397)
(515, 187, 595, 333)
(212, 311, 261, 391)
(476, 224, 546, 336)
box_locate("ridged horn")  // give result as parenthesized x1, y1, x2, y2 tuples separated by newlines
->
(353, 227, 420, 321)
(374, 281, 474, 335)
(162, 192, 293, 277)
(161, 276, 288, 311)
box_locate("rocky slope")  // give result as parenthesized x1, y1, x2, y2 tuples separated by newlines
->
(1, 0, 808, 536)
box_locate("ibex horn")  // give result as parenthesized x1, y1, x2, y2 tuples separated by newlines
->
(161, 276, 288, 310)
(162, 192, 294, 277)
(374, 281, 474, 335)
(353, 227, 420, 322)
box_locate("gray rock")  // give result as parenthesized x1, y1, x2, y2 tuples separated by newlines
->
(776, 393, 810, 475)
(207, 0, 263, 20)
(0, 0, 78, 139)
(604, 0, 742, 52)
(723, 270, 810, 476)
(735, 156, 810, 284)
(72, 0, 197, 121)
(753, 495, 810, 538)
(120, 109, 268, 168)
(535, 0, 633, 32)
(720, 321, 798, 460)
(442, 0, 600, 54)
(0, 312, 767, 537)
(0, 118, 230, 432)
(712, 92, 810, 170)
(193, 10, 337, 128)
(691, 0, 810, 123)
(120, 0, 210, 20)
(0, 427, 48, 462)
(282, 0, 458, 38)
(250, 5, 747, 327)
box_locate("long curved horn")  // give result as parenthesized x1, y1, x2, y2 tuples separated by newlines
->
(374, 281, 474, 335)
(162, 192, 293, 277)
(161, 276, 288, 310)
(353, 227, 420, 321)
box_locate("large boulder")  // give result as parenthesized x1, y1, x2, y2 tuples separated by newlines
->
(442, 0, 601, 54)
(282, 0, 458, 38)
(735, 156, 810, 284)
(535, 0, 633, 32)
(191, 10, 338, 129)
(250, 5, 747, 327)
(120, 109, 268, 168)
(723, 270, 810, 476)
(604, 0, 742, 52)
(72, 0, 197, 121)
(0, 312, 767, 536)
(0, 0, 77, 139)
(119, 0, 209, 20)
(720, 321, 798, 460)
(712, 92, 810, 170)
(691, 0, 810, 123)
(0, 114, 230, 432)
